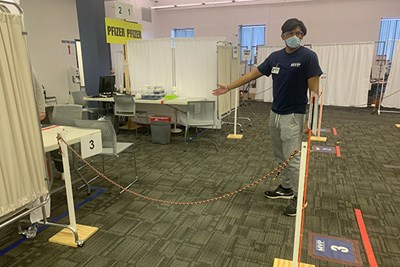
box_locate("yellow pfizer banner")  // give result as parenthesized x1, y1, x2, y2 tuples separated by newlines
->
(105, 18, 142, 44)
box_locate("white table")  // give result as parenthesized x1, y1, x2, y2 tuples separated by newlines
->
(83, 96, 205, 105)
(42, 125, 101, 152)
(84, 96, 207, 131)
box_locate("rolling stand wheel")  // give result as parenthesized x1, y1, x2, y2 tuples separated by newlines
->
(77, 240, 84, 247)
(18, 223, 38, 239)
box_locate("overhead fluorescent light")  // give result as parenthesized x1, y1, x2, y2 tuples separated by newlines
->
(177, 3, 204, 7)
(235, 0, 262, 3)
(205, 1, 232, 4)
(150, 5, 175, 10)
(150, 3, 203, 9)
(150, 0, 312, 10)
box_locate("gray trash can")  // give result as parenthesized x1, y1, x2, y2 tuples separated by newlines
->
(150, 121, 171, 144)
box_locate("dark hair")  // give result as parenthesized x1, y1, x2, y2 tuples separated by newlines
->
(281, 18, 307, 36)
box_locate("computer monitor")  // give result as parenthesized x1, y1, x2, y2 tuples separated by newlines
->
(99, 75, 115, 95)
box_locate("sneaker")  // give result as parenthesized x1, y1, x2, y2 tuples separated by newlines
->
(284, 197, 307, 217)
(264, 185, 294, 199)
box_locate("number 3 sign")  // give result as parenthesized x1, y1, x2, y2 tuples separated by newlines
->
(81, 132, 102, 159)
(331, 245, 349, 253)
(309, 232, 362, 266)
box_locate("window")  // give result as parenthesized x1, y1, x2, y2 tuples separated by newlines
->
(377, 18, 400, 62)
(171, 28, 195, 38)
(239, 25, 266, 64)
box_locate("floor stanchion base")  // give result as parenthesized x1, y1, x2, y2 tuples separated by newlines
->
(171, 128, 182, 133)
(273, 258, 315, 267)
(310, 136, 327, 142)
(49, 224, 98, 247)
(227, 134, 243, 139)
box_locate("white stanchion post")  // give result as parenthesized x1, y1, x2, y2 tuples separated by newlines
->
(233, 88, 238, 135)
(48, 129, 99, 247)
(292, 141, 308, 267)
(227, 88, 243, 139)
(171, 107, 182, 133)
(310, 76, 328, 142)
(59, 130, 77, 232)
(312, 93, 319, 136)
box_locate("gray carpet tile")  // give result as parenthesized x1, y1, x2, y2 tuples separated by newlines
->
(1, 101, 400, 266)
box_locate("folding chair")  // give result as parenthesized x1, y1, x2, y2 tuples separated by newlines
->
(185, 101, 218, 151)
(113, 95, 148, 134)
(48, 104, 96, 193)
(50, 104, 82, 126)
(71, 90, 100, 120)
(74, 119, 138, 194)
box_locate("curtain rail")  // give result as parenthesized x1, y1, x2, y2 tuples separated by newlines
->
(0, 0, 23, 15)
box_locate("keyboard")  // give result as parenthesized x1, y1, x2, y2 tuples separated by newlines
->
(89, 94, 112, 98)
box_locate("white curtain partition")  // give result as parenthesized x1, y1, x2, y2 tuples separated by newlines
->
(313, 42, 374, 107)
(127, 38, 173, 92)
(217, 45, 240, 117)
(113, 51, 124, 91)
(382, 41, 400, 109)
(255, 43, 374, 107)
(174, 37, 223, 99)
(0, 13, 48, 217)
(255, 46, 282, 102)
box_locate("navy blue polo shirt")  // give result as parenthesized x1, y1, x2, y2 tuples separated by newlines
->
(257, 46, 323, 114)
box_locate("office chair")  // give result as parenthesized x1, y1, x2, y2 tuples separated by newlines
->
(239, 83, 252, 107)
(43, 88, 58, 107)
(221, 85, 253, 133)
(185, 101, 218, 151)
(113, 95, 136, 116)
(71, 90, 100, 120)
(74, 119, 139, 194)
(50, 104, 83, 126)
(48, 104, 95, 193)
(113, 95, 148, 134)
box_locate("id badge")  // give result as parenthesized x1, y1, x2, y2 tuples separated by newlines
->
(271, 67, 280, 74)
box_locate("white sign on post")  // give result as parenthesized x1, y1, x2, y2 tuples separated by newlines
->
(80, 132, 102, 159)
(242, 49, 251, 60)
(115, 1, 134, 21)
(232, 46, 239, 59)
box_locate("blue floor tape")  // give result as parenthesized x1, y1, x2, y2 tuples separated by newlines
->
(0, 186, 106, 256)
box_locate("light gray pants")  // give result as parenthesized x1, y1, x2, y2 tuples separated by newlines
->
(269, 111, 305, 196)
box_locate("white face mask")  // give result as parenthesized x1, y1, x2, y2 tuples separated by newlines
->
(285, 36, 301, 49)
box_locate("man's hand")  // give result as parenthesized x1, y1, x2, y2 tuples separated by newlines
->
(212, 84, 229, 96)
(307, 76, 320, 95)
(39, 112, 46, 121)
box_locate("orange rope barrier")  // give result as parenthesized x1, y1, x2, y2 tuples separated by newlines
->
(57, 134, 299, 205)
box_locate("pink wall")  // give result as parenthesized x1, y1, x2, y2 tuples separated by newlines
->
(153, 0, 400, 45)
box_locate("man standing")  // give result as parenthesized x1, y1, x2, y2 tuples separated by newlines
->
(33, 73, 46, 121)
(213, 18, 322, 216)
